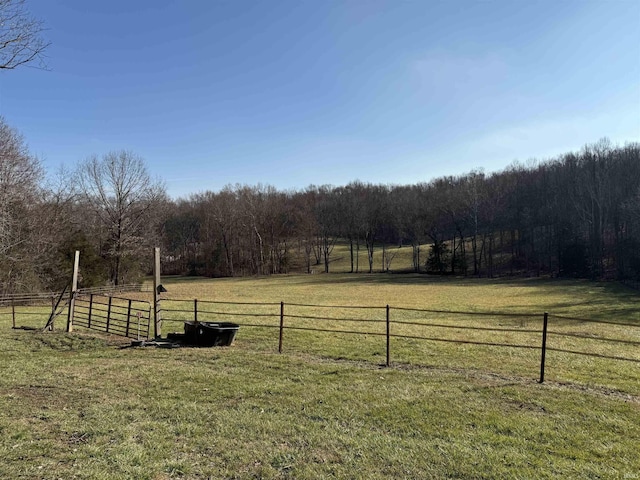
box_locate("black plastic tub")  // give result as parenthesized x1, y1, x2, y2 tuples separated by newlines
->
(184, 321, 239, 347)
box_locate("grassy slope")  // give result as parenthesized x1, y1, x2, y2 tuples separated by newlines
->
(1, 275, 638, 479)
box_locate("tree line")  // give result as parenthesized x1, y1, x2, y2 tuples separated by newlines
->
(1, 115, 638, 294)
(161, 138, 640, 281)
(2, 2, 639, 292)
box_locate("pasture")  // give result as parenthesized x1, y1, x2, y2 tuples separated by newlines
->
(1, 274, 639, 479)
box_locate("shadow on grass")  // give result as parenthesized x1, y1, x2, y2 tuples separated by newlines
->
(273, 272, 575, 288)
(156, 273, 639, 322)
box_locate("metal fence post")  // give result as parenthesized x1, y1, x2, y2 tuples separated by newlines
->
(194, 299, 198, 324)
(50, 296, 55, 331)
(88, 294, 93, 329)
(146, 306, 151, 339)
(125, 299, 132, 337)
(386, 305, 390, 367)
(106, 296, 112, 333)
(279, 301, 284, 353)
(539, 312, 549, 383)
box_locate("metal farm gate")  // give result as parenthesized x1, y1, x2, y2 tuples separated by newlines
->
(73, 294, 152, 339)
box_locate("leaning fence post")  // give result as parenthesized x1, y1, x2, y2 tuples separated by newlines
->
(279, 301, 284, 353)
(386, 305, 390, 367)
(539, 312, 549, 383)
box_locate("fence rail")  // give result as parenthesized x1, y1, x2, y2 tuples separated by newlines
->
(3, 292, 638, 386)
(77, 284, 150, 295)
(0, 292, 63, 307)
(74, 294, 151, 339)
(0, 284, 148, 307)
(158, 299, 640, 384)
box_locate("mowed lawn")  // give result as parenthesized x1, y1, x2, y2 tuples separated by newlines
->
(1, 274, 639, 479)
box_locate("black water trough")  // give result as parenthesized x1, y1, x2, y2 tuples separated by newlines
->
(183, 321, 239, 347)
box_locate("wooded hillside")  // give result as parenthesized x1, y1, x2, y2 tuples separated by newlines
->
(161, 138, 640, 281)
(1, 113, 638, 293)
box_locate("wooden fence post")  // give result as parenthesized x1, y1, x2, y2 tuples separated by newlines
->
(66, 250, 80, 333)
(279, 301, 284, 353)
(539, 312, 549, 383)
(153, 247, 162, 338)
(386, 305, 390, 367)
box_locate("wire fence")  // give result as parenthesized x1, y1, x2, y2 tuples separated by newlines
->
(0, 284, 148, 306)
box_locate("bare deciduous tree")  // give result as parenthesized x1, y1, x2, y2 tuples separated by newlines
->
(0, 0, 50, 70)
(0, 116, 43, 292)
(75, 151, 166, 285)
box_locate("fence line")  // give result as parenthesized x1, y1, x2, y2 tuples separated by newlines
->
(0, 284, 146, 308)
(389, 333, 540, 350)
(285, 302, 383, 310)
(283, 313, 386, 323)
(547, 331, 640, 346)
(392, 305, 536, 318)
(548, 313, 638, 328)
(156, 298, 639, 385)
(0, 292, 62, 308)
(545, 347, 640, 363)
(393, 319, 541, 334)
(77, 284, 149, 295)
(72, 294, 151, 339)
(163, 297, 280, 306)
(3, 293, 638, 385)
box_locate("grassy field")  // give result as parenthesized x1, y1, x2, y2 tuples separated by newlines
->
(286, 239, 522, 274)
(1, 274, 639, 479)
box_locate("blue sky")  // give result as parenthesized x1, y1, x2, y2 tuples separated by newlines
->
(1, 0, 638, 198)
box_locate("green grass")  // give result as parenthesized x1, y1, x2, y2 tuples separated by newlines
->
(1, 275, 639, 479)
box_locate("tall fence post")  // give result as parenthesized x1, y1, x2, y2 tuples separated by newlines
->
(153, 247, 162, 338)
(539, 312, 549, 383)
(386, 305, 390, 367)
(194, 299, 198, 324)
(279, 301, 284, 353)
(66, 250, 80, 333)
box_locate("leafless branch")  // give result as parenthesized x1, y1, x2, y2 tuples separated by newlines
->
(0, 0, 50, 70)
